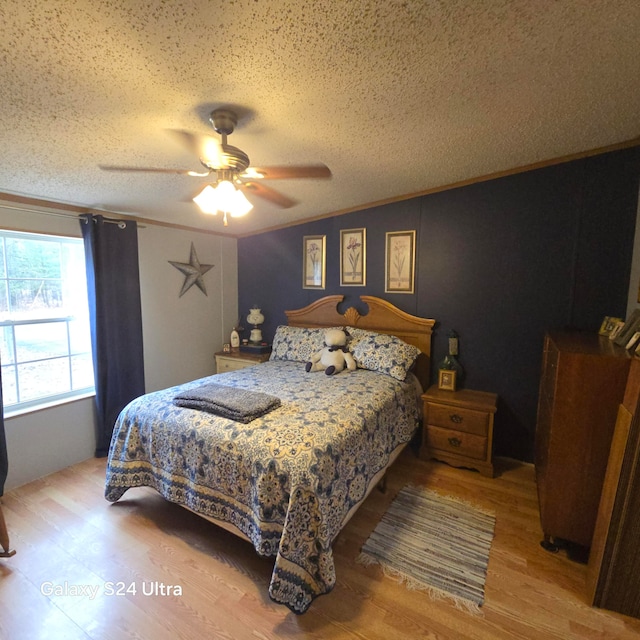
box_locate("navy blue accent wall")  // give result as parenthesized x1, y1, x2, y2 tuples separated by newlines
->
(238, 147, 640, 461)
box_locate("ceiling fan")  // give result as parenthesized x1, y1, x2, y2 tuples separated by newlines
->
(100, 108, 332, 225)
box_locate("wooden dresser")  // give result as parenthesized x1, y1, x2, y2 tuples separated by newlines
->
(420, 386, 497, 477)
(535, 331, 631, 550)
(587, 358, 640, 618)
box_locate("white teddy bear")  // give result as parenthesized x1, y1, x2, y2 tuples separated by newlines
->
(305, 328, 357, 376)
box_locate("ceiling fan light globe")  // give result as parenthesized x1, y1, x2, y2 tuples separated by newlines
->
(193, 185, 219, 214)
(214, 179, 237, 210)
(215, 179, 245, 216)
(193, 181, 252, 220)
(230, 189, 253, 217)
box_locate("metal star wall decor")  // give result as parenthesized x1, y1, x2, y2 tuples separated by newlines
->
(169, 242, 214, 297)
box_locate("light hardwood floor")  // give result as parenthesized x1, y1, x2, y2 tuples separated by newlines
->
(1, 449, 640, 640)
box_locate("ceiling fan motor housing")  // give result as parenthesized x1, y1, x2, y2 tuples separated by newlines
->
(217, 145, 250, 173)
(210, 109, 237, 136)
(207, 109, 250, 172)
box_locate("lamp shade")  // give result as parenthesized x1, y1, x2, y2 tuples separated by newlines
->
(247, 307, 264, 343)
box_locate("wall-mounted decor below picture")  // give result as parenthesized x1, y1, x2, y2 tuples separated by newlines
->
(340, 228, 366, 286)
(169, 242, 214, 297)
(385, 230, 416, 294)
(303, 235, 326, 289)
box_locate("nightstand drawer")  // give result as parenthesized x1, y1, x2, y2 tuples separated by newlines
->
(214, 350, 271, 374)
(427, 403, 489, 436)
(216, 357, 254, 372)
(425, 425, 487, 460)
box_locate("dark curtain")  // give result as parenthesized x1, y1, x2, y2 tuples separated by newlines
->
(0, 364, 6, 496)
(81, 214, 145, 457)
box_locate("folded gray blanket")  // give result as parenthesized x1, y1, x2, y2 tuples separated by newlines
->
(173, 382, 281, 423)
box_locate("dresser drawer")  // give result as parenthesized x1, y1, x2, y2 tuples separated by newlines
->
(425, 425, 487, 461)
(426, 403, 489, 436)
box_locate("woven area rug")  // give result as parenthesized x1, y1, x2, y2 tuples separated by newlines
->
(357, 485, 496, 612)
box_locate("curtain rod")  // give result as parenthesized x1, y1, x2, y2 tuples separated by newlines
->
(0, 203, 141, 227)
(80, 213, 127, 228)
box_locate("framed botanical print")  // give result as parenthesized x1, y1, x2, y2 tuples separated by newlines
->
(340, 228, 366, 286)
(303, 235, 326, 289)
(385, 230, 416, 294)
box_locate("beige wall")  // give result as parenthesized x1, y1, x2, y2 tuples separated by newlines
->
(139, 222, 238, 392)
(0, 202, 237, 490)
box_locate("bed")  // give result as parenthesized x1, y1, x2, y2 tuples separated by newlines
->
(105, 295, 435, 613)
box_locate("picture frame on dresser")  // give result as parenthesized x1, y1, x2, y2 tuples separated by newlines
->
(599, 316, 623, 337)
(625, 331, 640, 351)
(438, 369, 457, 391)
(614, 309, 640, 346)
(609, 320, 625, 341)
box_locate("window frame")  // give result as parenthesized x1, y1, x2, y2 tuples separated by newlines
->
(0, 229, 95, 416)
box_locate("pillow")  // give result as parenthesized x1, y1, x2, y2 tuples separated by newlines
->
(348, 327, 421, 381)
(269, 325, 339, 363)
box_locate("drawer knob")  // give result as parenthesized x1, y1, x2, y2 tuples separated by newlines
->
(448, 437, 462, 448)
(450, 413, 464, 424)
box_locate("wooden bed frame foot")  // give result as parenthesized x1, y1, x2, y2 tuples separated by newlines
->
(377, 475, 388, 493)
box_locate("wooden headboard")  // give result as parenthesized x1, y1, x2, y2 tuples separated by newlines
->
(285, 295, 436, 390)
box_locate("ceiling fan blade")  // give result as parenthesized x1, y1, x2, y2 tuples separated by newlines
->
(99, 165, 209, 176)
(241, 164, 332, 180)
(166, 129, 224, 168)
(241, 182, 298, 208)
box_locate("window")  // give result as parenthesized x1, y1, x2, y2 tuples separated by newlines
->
(0, 230, 94, 414)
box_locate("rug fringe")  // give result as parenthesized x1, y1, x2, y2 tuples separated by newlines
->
(356, 552, 484, 616)
(406, 483, 496, 518)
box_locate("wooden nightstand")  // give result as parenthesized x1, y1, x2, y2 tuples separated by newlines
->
(419, 385, 497, 477)
(214, 349, 271, 373)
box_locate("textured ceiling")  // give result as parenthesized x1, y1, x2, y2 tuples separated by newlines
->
(0, 0, 639, 236)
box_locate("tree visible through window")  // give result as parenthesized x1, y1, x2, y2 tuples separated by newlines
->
(0, 230, 95, 412)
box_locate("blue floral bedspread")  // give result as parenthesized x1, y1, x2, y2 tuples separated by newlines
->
(105, 360, 420, 613)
